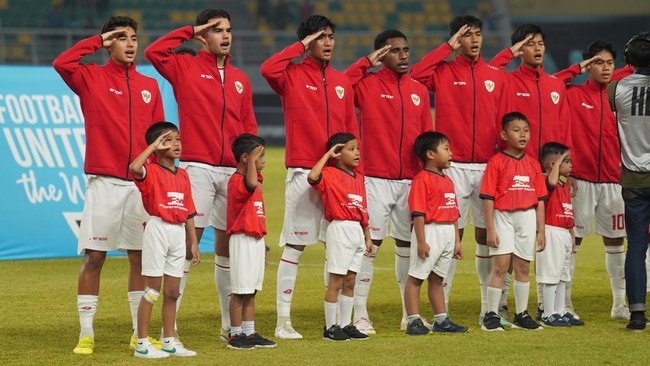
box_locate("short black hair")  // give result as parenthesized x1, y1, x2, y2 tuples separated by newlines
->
(232, 133, 265, 162)
(624, 32, 650, 68)
(502, 111, 529, 130)
(449, 15, 482, 37)
(583, 40, 616, 60)
(326, 132, 356, 151)
(374, 29, 407, 50)
(511, 23, 545, 45)
(540, 142, 569, 165)
(413, 131, 449, 163)
(101, 16, 137, 34)
(297, 15, 336, 40)
(145, 121, 178, 145)
(195, 9, 231, 26)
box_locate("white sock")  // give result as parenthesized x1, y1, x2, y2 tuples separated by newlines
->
(513, 280, 530, 315)
(486, 286, 501, 313)
(176, 259, 192, 330)
(324, 301, 337, 329)
(501, 272, 511, 308)
(242, 320, 254, 336)
(323, 259, 329, 288)
(542, 283, 557, 317)
(476, 244, 491, 315)
(231, 326, 243, 336)
(443, 258, 457, 306)
(277, 246, 303, 320)
(214, 256, 231, 331)
(127, 291, 141, 336)
(161, 337, 174, 349)
(555, 281, 566, 315)
(339, 294, 354, 327)
(566, 250, 576, 308)
(605, 246, 626, 307)
(434, 312, 448, 324)
(395, 246, 410, 321)
(78, 295, 98, 339)
(354, 245, 378, 321)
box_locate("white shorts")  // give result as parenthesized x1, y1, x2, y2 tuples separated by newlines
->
(408, 222, 455, 280)
(181, 163, 234, 230)
(535, 225, 572, 284)
(229, 233, 266, 294)
(325, 220, 365, 275)
(141, 217, 185, 278)
(490, 208, 537, 261)
(444, 163, 486, 229)
(279, 168, 324, 246)
(365, 177, 412, 242)
(78, 175, 149, 254)
(573, 180, 625, 239)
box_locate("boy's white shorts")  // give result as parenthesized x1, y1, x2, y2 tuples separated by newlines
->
(141, 217, 185, 278)
(229, 233, 266, 294)
(325, 220, 365, 275)
(408, 222, 455, 280)
(535, 225, 572, 284)
(489, 208, 537, 261)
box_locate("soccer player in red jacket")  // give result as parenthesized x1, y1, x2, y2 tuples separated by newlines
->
(489, 23, 572, 161)
(410, 15, 510, 326)
(343, 29, 433, 334)
(145, 8, 258, 342)
(549, 41, 632, 321)
(260, 15, 360, 339)
(53, 15, 165, 355)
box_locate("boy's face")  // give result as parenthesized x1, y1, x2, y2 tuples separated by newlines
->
(520, 33, 545, 69)
(458, 26, 482, 60)
(337, 139, 360, 168)
(501, 119, 530, 152)
(107, 26, 137, 66)
(382, 37, 409, 74)
(203, 17, 232, 57)
(428, 140, 452, 170)
(588, 50, 614, 85)
(160, 130, 181, 159)
(307, 27, 335, 63)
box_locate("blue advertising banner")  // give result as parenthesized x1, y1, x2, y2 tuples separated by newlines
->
(0, 65, 214, 260)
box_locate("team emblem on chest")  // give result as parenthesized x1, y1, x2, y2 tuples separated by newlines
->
(411, 94, 421, 106)
(550, 91, 560, 105)
(335, 86, 345, 99)
(484, 80, 495, 92)
(235, 81, 244, 94)
(141, 90, 151, 104)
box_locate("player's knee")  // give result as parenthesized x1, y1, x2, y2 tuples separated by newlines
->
(164, 287, 180, 302)
(82, 251, 106, 272)
(143, 287, 160, 304)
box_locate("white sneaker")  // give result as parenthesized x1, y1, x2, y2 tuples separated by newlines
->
(219, 328, 230, 343)
(611, 305, 631, 320)
(274, 319, 303, 339)
(161, 340, 197, 357)
(354, 317, 376, 335)
(134, 342, 169, 359)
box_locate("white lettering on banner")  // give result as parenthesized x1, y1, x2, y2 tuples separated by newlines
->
(3, 128, 86, 168)
(0, 94, 83, 124)
(15, 170, 86, 204)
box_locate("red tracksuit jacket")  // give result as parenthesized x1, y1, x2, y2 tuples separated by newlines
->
(260, 42, 359, 168)
(344, 57, 433, 180)
(410, 43, 509, 163)
(553, 64, 633, 183)
(53, 35, 164, 180)
(145, 26, 257, 167)
(490, 49, 572, 160)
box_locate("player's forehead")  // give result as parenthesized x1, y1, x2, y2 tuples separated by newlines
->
(208, 17, 231, 29)
(595, 49, 614, 61)
(386, 37, 408, 48)
(112, 26, 136, 36)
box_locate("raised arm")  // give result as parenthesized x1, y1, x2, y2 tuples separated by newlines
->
(344, 45, 391, 85)
(307, 143, 343, 183)
(129, 131, 171, 178)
